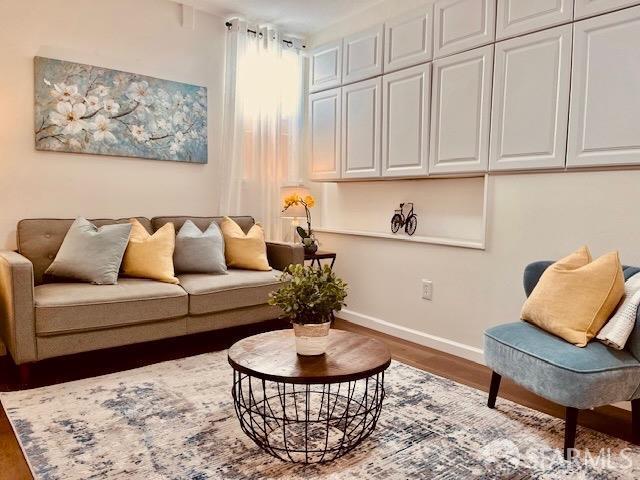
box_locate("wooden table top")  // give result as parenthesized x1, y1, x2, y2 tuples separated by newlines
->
(228, 329, 391, 384)
(303, 250, 336, 260)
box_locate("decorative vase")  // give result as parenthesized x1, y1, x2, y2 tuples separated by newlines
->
(293, 322, 331, 355)
(303, 240, 318, 255)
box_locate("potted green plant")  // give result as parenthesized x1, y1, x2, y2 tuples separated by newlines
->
(269, 264, 348, 355)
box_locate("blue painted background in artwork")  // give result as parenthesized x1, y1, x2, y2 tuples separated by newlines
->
(34, 57, 208, 163)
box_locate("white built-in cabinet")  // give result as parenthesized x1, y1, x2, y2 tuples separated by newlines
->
(574, 0, 640, 19)
(568, 6, 640, 167)
(429, 46, 494, 174)
(496, 0, 574, 39)
(382, 63, 431, 177)
(308, 88, 341, 180)
(342, 25, 384, 85)
(341, 78, 382, 178)
(384, 6, 433, 73)
(433, 0, 496, 58)
(307, 0, 640, 181)
(490, 25, 572, 171)
(308, 41, 342, 93)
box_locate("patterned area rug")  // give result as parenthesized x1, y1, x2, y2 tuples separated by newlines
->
(1, 351, 639, 479)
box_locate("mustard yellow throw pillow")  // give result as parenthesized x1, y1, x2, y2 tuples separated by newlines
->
(521, 246, 624, 347)
(122, 219, 179, 284)
(220, 217, 271, 271)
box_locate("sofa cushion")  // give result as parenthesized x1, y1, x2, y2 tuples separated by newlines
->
(44, 218, 132, 285)
(151, 216, 255, 234)
(521, 246, 625, 347)
(484, 322, 640, 409)
(35, 279, 188, 335)
(122, 219, 178, 284)
(179, 269, 282, 315)
(18, 217, 152, 285)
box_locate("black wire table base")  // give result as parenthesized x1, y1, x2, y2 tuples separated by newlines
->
(231, 370, 386, 463)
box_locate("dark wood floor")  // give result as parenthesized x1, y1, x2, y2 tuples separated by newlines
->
(0, 318, 634, 479)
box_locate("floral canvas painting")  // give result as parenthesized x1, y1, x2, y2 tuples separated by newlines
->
(34, 57, 207, 163)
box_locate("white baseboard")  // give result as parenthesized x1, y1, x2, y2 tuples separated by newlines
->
(338, 308, 485, 365)
(339, 309, 633, 412)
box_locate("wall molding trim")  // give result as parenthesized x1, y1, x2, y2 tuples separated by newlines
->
(338, 308, 485, 365)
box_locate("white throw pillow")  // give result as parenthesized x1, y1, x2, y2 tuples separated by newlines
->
(597, 272, 640, 350)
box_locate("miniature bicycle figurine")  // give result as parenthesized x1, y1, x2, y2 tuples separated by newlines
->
(390, 202, 417, 236)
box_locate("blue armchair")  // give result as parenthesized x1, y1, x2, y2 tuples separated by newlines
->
(484, 261, 640, 459)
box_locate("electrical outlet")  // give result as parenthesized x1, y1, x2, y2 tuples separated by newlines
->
(422, 279, 433, 300)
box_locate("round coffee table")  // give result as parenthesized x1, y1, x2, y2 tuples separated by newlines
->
(228, 329, 391, 464)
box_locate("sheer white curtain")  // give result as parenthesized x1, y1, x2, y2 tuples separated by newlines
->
(219, 19, 304, 241)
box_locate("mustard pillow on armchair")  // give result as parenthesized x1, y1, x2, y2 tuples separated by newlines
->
(122, 219, 179, 284)
(521, 246, 624, 347)
(220, 217, 271, 271)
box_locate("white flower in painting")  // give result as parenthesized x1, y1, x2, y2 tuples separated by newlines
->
(130, 124, 149, 142)
(172, 110, 185, 126)
(84, 96, 101, 110)
(174, 131, 186, 145)
(112, 73, 128, 87)
(51, 83, 80, 103)
(173, 92, 185, 105)
(103, 99, 120, 115)
(93, 85, 110, 97)
(126, 81, 152, 104)
(68, 138, 82, 149)
(169, 141, 182, 155)
(189, 129, 198, 140)
(49, 101, 88, 135)
(156, 118, 169, 131)
(43, 78, 52, 86)
(197, 88, 206, 100)
(91, 115, 117, 143)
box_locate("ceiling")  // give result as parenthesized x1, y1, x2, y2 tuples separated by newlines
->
(180, 0, 384, 36)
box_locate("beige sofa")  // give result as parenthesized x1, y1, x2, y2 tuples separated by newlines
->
(0, 216, 303, 370)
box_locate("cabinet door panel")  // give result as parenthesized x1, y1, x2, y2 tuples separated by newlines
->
(382, 63, 431, 177)
(309, 88, 341, 180)
(434, 0, 496, 58)
(341, 78, 382, 179)
(496, 0, 573, 39)
(384, 6, 433, 73)
(490, 26, 571, 171)
(568, 6, 640, 167)
(342, 25, 384, 85)
(575, 0, 640, 19)
(430, 46, 493, 174)
(309, 41, 342, 93)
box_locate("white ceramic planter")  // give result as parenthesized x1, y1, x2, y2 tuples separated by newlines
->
(293, 322, 331, 355)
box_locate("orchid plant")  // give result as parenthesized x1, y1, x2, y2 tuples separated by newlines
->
(282, 193, 317, 252)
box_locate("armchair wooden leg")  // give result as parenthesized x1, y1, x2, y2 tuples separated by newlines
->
(564, 407, 579, 460)
(632, 399, 640, 444)
(18, 363, 31, 385)
(487, 371, 501, 409)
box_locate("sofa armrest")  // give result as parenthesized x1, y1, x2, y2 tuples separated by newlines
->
(0, 251, 36, 364)
(266, 242, 304, 271)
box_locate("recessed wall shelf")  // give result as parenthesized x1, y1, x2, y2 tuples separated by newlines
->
(314, 175, 489, 250)
(313, 227, 485, 250)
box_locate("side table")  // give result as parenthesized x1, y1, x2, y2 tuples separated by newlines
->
(304, 250, 336, 269)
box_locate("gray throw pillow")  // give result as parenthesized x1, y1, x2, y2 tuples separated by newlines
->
(174, 220, 227, 274)
(45, 217, 132, 285)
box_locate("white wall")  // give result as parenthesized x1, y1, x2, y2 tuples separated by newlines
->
(308, 0, 640, 363)
(0, 0, 227, 250)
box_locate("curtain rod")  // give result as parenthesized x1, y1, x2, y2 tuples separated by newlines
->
(225, 21, 305, 49)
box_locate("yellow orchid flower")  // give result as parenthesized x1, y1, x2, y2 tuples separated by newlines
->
(303, 195, 315, 208)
